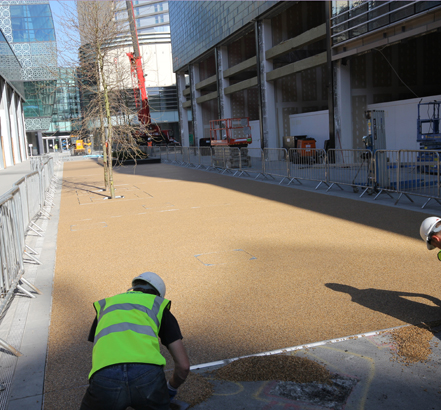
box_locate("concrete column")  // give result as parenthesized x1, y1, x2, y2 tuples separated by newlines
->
(9, 91, 22, 163)
(176, 71, 190, 146)
(325, 2, 335, 150)
(216, 46, 231, 119)
(334, 60, 352, 149)
(256, 19, 277, 149)
(37, 131, 44, 155)
(0, 79, 5, 169)
(1, 81, 13, 166)
(16, 98, 28, 160)
(189, 64, 204, 144)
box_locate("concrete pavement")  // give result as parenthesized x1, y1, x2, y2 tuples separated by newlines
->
(0, 159, 32, 198)
(1, 158, 441, 410)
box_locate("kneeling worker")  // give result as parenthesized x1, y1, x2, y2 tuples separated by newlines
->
(80, 272, 190, 410)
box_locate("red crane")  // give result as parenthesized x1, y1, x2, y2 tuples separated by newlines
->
(125, 1, 177, 145)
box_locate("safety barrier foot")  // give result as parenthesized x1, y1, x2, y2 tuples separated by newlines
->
(0, 338, 22, 357)
(326, 182, 343, 192)
(40, 208, 52, 219)
(29, 221, 44, 237)
(287, 178, 302, 186)
(18, 277, 42, 298)
(315, 181, 328, 190)
(374, 189, 394, 201)
(24, 245, 42, 265)
(421, 197, 441, 209)
(236, 170, 250, 178)
(44, 198, 54, 208)
(394, 192, 414, 206)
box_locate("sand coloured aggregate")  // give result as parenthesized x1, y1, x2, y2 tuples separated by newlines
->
(43, 160, 441, 409)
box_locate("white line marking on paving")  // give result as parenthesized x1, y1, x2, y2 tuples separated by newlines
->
(189, 324, 409, 371)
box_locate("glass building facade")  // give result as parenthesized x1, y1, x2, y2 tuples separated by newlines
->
(46, 68, 81, 136)
(0, 0, 57, 147)
(0, 26, 27, 168)
(115, 0, 170, 35)
(330, 1, 441, 45)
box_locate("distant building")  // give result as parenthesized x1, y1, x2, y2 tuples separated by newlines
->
(44, 67, 81, 153)
(110, 1, 179, 138)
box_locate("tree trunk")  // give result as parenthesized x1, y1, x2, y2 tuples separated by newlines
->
(99, 91, 109, 190)
(98, 50, 115, 199)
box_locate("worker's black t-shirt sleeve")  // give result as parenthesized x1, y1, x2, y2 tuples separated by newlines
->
(87, 309, 182, 346)
(159, 309, 183, 347)
(88, 317, 97, 343)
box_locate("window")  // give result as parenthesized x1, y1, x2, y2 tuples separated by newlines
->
(154, 3, 163, 12)
(155, 14, 164, 24)
(10, 4, 55, 43)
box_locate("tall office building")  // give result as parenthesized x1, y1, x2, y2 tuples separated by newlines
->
(0, 0, 57, 154)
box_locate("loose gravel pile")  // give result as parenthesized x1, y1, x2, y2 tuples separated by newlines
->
(214, 354, 332, 384)
(174, 372, 214, 408)
(390, 324, 434, 364)
(172, 355, 332, 408)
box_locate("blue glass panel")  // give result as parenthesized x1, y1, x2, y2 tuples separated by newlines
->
(31, 16, 53, 30)
(28, 4, 51, 17)
(13, 30, 29, 42)
(10, 5, 27, 18)
(34, 29, 55, 42)
(11, 18, 26, 31)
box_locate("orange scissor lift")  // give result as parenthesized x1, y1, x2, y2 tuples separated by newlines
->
(209, 117, 252, 168)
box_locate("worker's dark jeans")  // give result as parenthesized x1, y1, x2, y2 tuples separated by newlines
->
(79, 363, 170, 410)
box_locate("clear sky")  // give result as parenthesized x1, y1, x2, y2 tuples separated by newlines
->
(49, 0, 79, 66)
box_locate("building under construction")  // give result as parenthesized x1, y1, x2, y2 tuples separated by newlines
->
(169, 1, 441, 152)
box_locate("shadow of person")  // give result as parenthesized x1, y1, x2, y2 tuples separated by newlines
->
(325, 283, 441, 333)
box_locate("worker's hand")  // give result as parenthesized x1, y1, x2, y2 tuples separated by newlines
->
(167, 380, 178, 401)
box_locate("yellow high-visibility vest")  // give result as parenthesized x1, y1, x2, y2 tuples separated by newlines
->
(89, 291, 171, 379)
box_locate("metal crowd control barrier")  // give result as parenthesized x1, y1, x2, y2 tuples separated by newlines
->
(287, 148, 327, 188)
(376, 150, 441, 208)
(372, 150, 399, 201)
(263, 148, 289, 183)
(0, 156, 55, 356)
(238, 147, 263, 178)
(158, 146, 441, 209)
(326, 149, 373, 194)
(198, 147, 213, 169)
(210, 147, 241, 174)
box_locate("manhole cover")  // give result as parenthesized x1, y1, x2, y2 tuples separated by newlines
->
(195, 249, 257, 266)
(271, 374, 358, 409)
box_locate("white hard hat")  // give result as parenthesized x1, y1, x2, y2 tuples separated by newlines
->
(420, 216, 441, 250)
(131, 272, 166, 297)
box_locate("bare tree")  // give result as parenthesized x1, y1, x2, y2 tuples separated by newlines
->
(54, 0, 149, 199)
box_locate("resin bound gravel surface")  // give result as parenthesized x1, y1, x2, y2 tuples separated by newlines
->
(43, 160, 441, 409)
